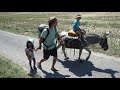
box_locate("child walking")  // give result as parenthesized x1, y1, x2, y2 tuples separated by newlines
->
(25, 39, 37, 74)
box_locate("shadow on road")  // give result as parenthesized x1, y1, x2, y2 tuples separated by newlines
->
(41, 69, 70, 78)
(58, 59, 119, 78)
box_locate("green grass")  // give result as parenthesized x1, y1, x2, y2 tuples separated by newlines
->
(0, 12, 120, 57)
(0, 54, 41, 78)
(0, 54, 31, 78)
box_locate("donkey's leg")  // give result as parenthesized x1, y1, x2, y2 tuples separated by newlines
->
(78, 49, 82, 59)
(79, 49, 83, 63)
(62, 45, 69, 60)
(84, 48, 91, 61)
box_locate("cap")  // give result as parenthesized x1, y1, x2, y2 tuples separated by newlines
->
(76, 14, 81, 19)
(28, 38, 34, 44)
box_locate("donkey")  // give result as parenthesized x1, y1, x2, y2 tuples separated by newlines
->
(57, 31, 109, 61)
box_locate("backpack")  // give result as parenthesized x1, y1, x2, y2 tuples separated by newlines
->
(38, 24, 57, 49)
(38, 24, 49, 43)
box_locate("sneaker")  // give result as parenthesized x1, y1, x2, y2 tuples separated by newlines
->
(34, 66, 37, 71)
(33, 66, 37, 73)
(30, 68, 34, 74)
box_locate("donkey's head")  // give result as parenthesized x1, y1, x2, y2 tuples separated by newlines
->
(99, 32, 109, 51)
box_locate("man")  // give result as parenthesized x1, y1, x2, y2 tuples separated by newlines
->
(37, 17, 63, 72)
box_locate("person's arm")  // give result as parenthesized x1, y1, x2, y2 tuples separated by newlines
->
(56, 30, 64, 45)
(57, 33, 61, 40)
(36, 29, 47, 51)
(35, 37, 44, 51)
(25, 48, 29, 56)
(54, 27, 61, 40)
(38, 37, 44, 49)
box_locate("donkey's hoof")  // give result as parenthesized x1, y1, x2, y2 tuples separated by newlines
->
(64, 57, 69, 60)
(86, 57, 89, 61)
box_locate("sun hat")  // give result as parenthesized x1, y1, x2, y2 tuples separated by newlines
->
(48, 17, 57, 23)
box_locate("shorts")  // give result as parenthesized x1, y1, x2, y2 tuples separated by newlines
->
(43, 47, 57, 60)
(73, 28, 79, 32)
(73, 28, 81, 33)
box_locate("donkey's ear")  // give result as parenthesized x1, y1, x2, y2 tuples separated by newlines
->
(104, 31, 109, 37)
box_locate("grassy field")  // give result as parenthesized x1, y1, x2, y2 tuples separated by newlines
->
(0, 54, 31, 78)
(0, 12, 120, 57)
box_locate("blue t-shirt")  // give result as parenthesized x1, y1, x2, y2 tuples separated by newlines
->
(72, 20, 80, 32)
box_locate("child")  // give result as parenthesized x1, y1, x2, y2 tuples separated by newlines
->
(72, 14, 87, 46)
(25, 39, 37, 74)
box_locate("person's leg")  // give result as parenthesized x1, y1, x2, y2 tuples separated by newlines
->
(33, 58, 37, 71)
(75, 30, 86, 46)
(77, 31, 81, 36)
(51, 47, 58, 71)
(51, 56, 58, 71)
(77, 28, 88, 46)
(28, 59, 32, 69)
(80, 29, 87, 42)
(81, 29, 86, 35)
(32, 53, 36, 68)
(28, 60, 34, 75)
(27, 52, 33, 69)
(37, 49, 50, 70)
(37, 59, 46, 70)
(76, 31, 82, 41)
(81, 34, 88, 46)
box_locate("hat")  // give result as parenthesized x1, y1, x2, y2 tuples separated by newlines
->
(76, 14, 81, 18)
(28, 38, 34, 44)
(48, 17, 57, 23)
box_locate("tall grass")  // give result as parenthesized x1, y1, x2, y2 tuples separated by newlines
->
(0, 12, 120, 57)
